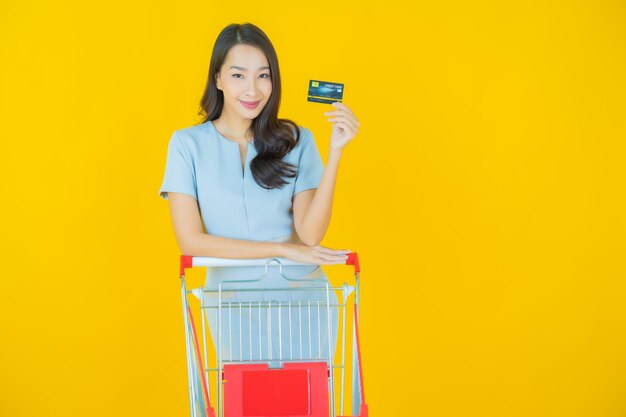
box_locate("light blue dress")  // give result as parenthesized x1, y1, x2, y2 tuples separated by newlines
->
(159, 120, 338, 364)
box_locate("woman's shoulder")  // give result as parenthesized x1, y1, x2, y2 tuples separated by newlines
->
(281, 124, 317, 165)
(166, 122, 217, 158)
(172, 121, 213, 144)
(288, 123, 314, 148)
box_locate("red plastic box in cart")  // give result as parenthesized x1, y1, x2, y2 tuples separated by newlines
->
(178, 252, 368, 417)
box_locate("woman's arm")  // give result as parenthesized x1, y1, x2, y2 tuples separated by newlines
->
(292, 148, 342, 246)
(293, 101, 360, 247)
(166, 192, 350, 264)
(167, 192, 285, 258)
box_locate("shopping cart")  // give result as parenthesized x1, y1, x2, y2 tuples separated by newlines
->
(178, 253, 368, 417)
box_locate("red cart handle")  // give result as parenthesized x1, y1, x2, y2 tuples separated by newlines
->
(180, 255, 194, 276)
(346, 252, 360, 273)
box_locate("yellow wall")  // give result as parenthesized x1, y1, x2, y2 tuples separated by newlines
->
(2, 0, 626, 416)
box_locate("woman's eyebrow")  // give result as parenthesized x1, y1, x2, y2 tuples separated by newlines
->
(229, 65, 270, 71)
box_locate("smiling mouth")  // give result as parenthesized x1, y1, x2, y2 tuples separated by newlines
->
(240, 100, 261, 109)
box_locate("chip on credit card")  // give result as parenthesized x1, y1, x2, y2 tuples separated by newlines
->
(307, 80, 344, 104)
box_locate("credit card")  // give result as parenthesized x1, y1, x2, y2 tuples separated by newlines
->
(307, 80, 344, 104)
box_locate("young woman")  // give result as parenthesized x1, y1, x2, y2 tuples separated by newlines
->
(159, 22, 360, 363)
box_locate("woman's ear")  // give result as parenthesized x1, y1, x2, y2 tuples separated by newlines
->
(215, 72, 221, 91)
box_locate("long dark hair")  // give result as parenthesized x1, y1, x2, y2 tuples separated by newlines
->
(197, 22, 301, 190)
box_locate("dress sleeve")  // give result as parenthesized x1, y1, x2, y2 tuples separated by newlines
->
(293, 128, 324, 196)
(158, 131, 198, 200)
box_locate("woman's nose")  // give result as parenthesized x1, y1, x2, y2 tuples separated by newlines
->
(245, 78, 260, 96)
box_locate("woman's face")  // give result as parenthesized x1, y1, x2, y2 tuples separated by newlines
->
(216, 44, 272, 122)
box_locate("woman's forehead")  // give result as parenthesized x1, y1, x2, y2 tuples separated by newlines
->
(224, 44, 269, 69)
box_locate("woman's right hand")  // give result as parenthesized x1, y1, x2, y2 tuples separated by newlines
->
(280, 243, 351, 265)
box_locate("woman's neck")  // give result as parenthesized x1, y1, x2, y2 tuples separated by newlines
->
(213, 111, 254, 143)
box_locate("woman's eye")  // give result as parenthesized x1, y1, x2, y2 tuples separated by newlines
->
(231, 73, 270, 79)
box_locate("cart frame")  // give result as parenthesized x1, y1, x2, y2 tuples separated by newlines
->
(178, 253, 367, 417)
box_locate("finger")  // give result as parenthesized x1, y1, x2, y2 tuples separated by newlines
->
(320, 259, 346, 265)
(316, 246, 351, 255)
(316, 244, 351, 252)
(333, 122, 356, 136)
(335, 104, 358, 123)
(321, 257, 349, 265)
(314, 248, 349, 259)
(317, 257, 344, 265)
(332, 102, 356, 118)
(324, 110, 360, 126)
(327, 116, 359, 132)
(315, 246, 336, 255)
(324, 110, 361, 126)
(315, 252, 349, 263)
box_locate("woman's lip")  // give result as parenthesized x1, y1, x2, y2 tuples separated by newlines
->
(240, 100, 261, 108)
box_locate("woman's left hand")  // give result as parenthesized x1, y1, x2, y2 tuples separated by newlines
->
(324, 102, 360, 152)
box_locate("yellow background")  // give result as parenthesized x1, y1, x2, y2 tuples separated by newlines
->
(1, 0, 626, 416)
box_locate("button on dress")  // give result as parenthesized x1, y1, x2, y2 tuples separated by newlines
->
(159, 120, 338, 363)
